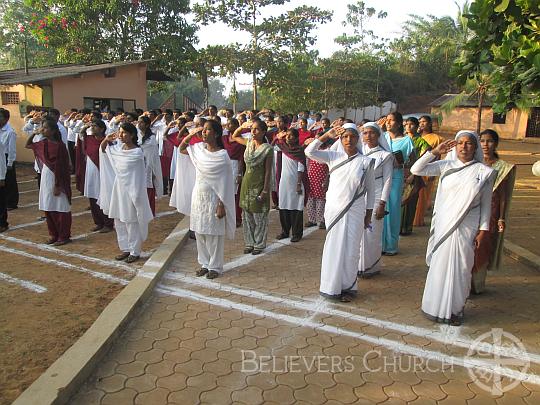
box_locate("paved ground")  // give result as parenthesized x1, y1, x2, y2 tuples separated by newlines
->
(0, 165, 182, 405)
(72, 208, 540, 403)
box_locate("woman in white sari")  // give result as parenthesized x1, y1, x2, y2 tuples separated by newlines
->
(358, 122, 393, 277)
(305, 123, 375, 302)
(411, 130, 496, 325)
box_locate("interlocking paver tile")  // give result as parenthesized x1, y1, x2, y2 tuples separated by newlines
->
(93, 360, 118, 379)
(412, 379, 447, 401)
(186, 371, 218, 391)
(176, 359, 204, 377)
(231, 386, 264, 404)
(167, 386, 203, 403)
(262, 384, 295, 404)
(68, 388, 105, 405)
(216, 371, 248, 390)
(135, 348, 165, 365)
(246, 372, 278, 391)
(155, 372, 187, 392)
(361, 370, 394, 387)
(115, 360, 147, 378)
(143, 328, 169, 341)
(199, 386, 234, 403)
(163, 347, 191, 364)
(293, 384, 326, 404)
(494, 394, 529, 405)
(145, 359, 176, 378)
(441, 379, 476, 399)
(383, 381, 419, 402)
(203, 358, 233, 377)
(324, 382, 360, 403)
(466, 396, 499, 405)
(95, 373, 126, 393)
(125, 373, 158, 393)
(523, 391, 540, 405)
(388, 371, 422, 385)
(353, 381, 389, 403)
(100, 388, 137, 405)
(409, 396, 438, 405)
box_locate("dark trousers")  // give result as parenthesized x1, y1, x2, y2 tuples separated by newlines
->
(147, 188, 156, 216)
(162, 176, 169, 195)
(5, 156, 18, 208)
(67, 141, 76, 174)
(0, 183, 8, 227)
(45, 211, 72, 242)
(89, 198, 113, 228)
(279, 209, 303, 239)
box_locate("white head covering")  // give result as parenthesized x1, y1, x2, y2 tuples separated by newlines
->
(361, 122, 391, 152)
(342, 122, 359, 136)
(533, 160, 540, 177)
(446, 130, 484, 162)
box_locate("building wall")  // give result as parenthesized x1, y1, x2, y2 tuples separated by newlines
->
(432, 106, 529, 139)
(0, 84, 43, 162)
(51, 64, 147, 112)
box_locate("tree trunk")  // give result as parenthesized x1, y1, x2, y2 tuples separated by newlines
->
(476, 89, 484, 134)
(252, 71, 258, 110)
(251, 0, 258, 110)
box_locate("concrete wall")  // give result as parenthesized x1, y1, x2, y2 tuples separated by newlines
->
(51, 64, 147, 112)
(326, 101, 397, 122)
(432, 106, 529, 139)
(0, 84, 43, 162)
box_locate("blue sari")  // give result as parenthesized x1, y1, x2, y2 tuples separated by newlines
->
(382, 133, 414, 254)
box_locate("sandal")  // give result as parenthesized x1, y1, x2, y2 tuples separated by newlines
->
(115, 252, 130, 261)
(53, 239, 71, 246)
(244, 247, 254, 254)
(46, 238, 58, 245)
(206, 270, 219, 279)
(252, 249, 262, 255)
(125, 255, 140, 264)
(276, 233, 289, 240)
(196, 267, 209, 277)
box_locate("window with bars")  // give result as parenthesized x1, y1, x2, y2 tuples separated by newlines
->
(1, 91, 20, 105)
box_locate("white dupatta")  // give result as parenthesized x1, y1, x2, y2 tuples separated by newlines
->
(98, 143, 154, 239)
(188, 143, 236, 240)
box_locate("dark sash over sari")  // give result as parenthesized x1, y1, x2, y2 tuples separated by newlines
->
(31, 139, 72, 203)
(273, 138, 310, 202)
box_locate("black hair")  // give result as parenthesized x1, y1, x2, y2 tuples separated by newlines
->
(92, 119, 107, 135)
(91, 111, 102, 121)
(388, 111, 404, 134)
(228, 118, 240, 130)
(419, 115, 433, 132)
(120, 122, 139, 146)
(252, 118, 268, 133)
(70, 108, 78, 113)
(126, 112, 138, 122)
(315, 113, 322, 120)
(165, 109, 173, 116)
(208, 105, 218, 111)
(185, 111, 195, 120)
(49, 108, 60, 119)
(343, 118, 354, 124)
(135, 108, 144, 116)
(405, 116, 419, 126)
(42, 117, 62, 142)
(205, 119, 224, 149)
(359, 119, 370, 125)
(480, 128, 500, 158)
(0, 108, 10, 121)
(286, 127, 300, 145)
(138, 115, 153, 144)
(188, 108, 198, 115)
(321, 118, 330, 125)
(81, 108, 91, 114)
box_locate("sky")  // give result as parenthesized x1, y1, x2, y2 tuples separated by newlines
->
(193, 0, 462, 91)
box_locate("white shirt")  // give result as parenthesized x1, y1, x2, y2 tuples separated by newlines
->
(0, 123, 17, 166)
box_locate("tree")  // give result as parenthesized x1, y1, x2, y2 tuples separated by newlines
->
(0, 0, 57, 69)
(334, 1, 387, 50)
(193, 0, 332, 109)
(452, 0, 540, 114)
(24, 0, 198, 77)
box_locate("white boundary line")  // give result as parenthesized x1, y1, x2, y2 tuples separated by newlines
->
(0, 272, 47, 293)
(156, 284, 540, 386)
(0, 234, 135, 273)
(8, 210, 91, 231)
(17, 179, 37, 184)
(19, 188, 39, 195)
(0, 245, 129, 285)
(162, 272, 540, 365)
(223, 226, 319, 273)
(156, 210, 179, 218)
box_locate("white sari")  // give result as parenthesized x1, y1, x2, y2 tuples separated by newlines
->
(411, 151, 495, 322)
(140, 135, 164, 198)
(306, 139, 375, 297)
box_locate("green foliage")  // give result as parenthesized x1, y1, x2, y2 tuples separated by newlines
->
(0, 0, 57, 69)
(452, 0, 540, 112)
(23, 0, 198, 78)
(334, 1, 387, 50)
(147, 77, 227, 110)
(193, 0, 332, 108)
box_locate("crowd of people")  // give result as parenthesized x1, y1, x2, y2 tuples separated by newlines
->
(0, 105, 516, 325)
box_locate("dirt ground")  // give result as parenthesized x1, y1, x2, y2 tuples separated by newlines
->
(0, 164, 182, 405)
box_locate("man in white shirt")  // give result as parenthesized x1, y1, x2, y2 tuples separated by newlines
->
(0, 136, 7, 231)
(0, 108, 18, 210)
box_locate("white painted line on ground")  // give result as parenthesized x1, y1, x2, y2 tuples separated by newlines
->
(19, 188, 39, 195)
(0, 234, 135, 274)
(0, 272, 47, 293)
(17, 179, 37, 184)
(18, 195, 84, 209)
(165, 228, 189, 241)
(8, 210, 91, 231)
(156, 210, 179, 218)
(164, 272, 540, 365)
(71, 231, 100, 241)
(0, 245, 129, 285)
(223, 226, 319, 273)
(157, 283, 540, 386)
